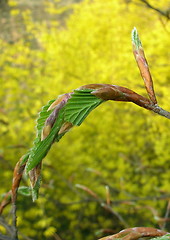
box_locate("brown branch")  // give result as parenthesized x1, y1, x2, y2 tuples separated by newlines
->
(99, 227, 169, 240)
(0, 191, 11, 215)
(80, 84, 170, 119)
(11, 159, 26, 240)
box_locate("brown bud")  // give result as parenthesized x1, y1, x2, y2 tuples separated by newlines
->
(135, 53, 157, 104)
(41, 124, 51, 141)
(58, 122, 73, 135)
(41, 99, 67, 141)
(29, 163, 41, 189)
(91, 84, 152, 109)
(48, 93, 72, 111)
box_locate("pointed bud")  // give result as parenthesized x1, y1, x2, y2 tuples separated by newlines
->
(41, 100, 67, 141)
(41, 124, 51, 141)
(29, 163, 42, 201)
(92, 84, 151, 109)
(29, 163, 41, 188)
(58, 122, 73, 135)
(92, 86, 124, 101)
(48, 95, 66, 111)
(132, 28, 157, 104)
(48, 93, 72, 111)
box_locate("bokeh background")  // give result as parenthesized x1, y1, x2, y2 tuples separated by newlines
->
(0, 0, 170, 239)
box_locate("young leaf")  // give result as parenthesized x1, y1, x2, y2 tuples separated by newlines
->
(64, 89, 104, 126)
(25, 89, 104, 173)
(18, 186, 31, 197)
(132, 27, 142, 50)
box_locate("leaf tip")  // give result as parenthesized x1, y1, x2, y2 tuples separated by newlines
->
(132, 27, 142, 49)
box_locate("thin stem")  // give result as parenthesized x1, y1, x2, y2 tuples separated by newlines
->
(0, 216, 14, 236)
(11, 199, 18, 240)
(10, 160, 26, 240)
(0, 191, 11, 215)
(150, 104, 170, 119)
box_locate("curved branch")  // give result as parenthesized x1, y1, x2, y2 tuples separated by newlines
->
(99, 227, 169, 240)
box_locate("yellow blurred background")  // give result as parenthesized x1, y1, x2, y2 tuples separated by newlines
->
(0, 0, 170, 239)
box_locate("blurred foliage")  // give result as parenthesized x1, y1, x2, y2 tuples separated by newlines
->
(0, 0, 170, 239)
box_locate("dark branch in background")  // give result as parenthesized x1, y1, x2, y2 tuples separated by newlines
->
(162, 200, 170, 230)
(50, 194, 170, 207)
(76, 184, 129, 228)
(136, 0, 170, 19)
(0, 217, 14, 237)
(0, 216, 34, 240)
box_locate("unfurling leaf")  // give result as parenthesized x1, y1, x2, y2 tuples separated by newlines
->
(132, 27, 142, 50)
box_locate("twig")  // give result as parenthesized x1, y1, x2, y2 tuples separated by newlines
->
(150, 105, 170, 119)
(138, 0, 170, 19)
(0, 216, 14, 236)
(0, 191, 11, 215)
(99, 227, 169, 240)
(11, 202, 17, 240)
(101, 203, 129, 228)
(11, 160, 26, 240)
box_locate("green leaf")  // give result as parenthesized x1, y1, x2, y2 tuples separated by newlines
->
(25, 89, 104, 173)
(18, 186, 31, 196)
(64, 89, 103, 126)
(25, 108, 64, 172)
(36, 99, 56, 137)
